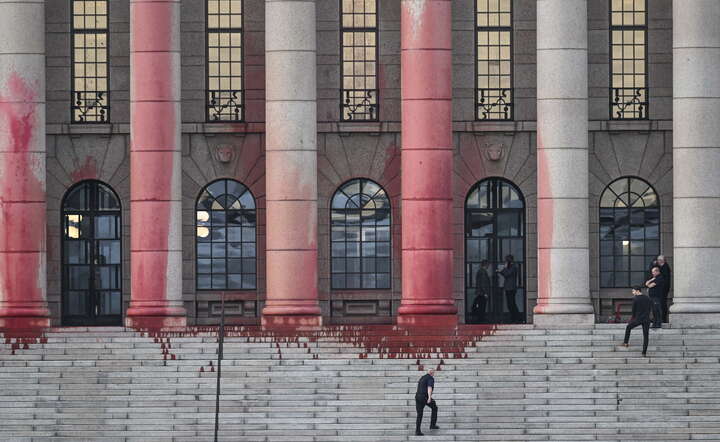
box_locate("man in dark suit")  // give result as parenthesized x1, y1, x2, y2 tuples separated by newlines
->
(645, 266, 666, 328)
(498, 255, 521, 322)
(623, 286, 652, 356)
(472, 260, 491, 322)
(414, 368, 439, 436)
(651, 255, 671, 322)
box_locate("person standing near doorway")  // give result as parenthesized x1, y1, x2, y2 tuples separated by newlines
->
(651, 255, 671, 322)
(645, 266, 666, 328)
(498, 255, 521, 322)
(414, 368, 439, 436)
(472, 260, 491, 322)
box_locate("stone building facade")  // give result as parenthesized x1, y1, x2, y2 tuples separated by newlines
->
(0, 0, 717, 328)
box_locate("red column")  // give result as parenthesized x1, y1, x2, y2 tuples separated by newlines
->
(0, 1, 50, 330)
(126, 0, 186, 328)
(397, 0, 457, 326)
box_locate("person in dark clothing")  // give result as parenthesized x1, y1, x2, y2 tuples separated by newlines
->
(645, 266, 666, 328)
(649, 255, 672, 322)
(498, 255, 521, 322)
(472, 260, 491, 322)
(623, 286, 652, 356)
(414, 368, 439, 436)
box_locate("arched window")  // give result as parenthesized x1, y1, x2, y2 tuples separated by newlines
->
(331, 179, 390, 289)
(62, 180, 121, 325)
(196, 179, 256, 290)
(600, 177, 659, 287)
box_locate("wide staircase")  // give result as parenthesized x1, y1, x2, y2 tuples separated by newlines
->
(1, 324, 720, 441)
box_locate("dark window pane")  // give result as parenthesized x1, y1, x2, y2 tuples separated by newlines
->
(332, 242, 345, 257)
(376, 242, 390, 257)
(242, 242, 256, 258)
(241, 258, 256, 274)
(601, 241, 613, 256)
(630, 272, 646, 286)
(99, 291, 121, 315)
(65, 241, 88, 264)
(332, 258, 345, 273)
(600, 272, 613, 288)
(376, 258, 390, 273)
(347, 242, 360, 257)
(347, 258, 361, 273)
(212, 243, 226, 257)
(615, 256, 628, 272)
(227, 227, 242, 242)
(69, 266, 90, 290)
(362, 273, 376, 289)
(97, 185, 119, 210)
(600, 256, 613, 272)
(332, 274, 345, 289)
(227, 243, 242, 258)
(242, 227, 255, 241)
(212, 274, 226, 289)
(198, 275, 212, 289)
(346, 274, 361, 289)
(630, 241, 643, 255)
(376, 273, 390, 289)
(228, 274, 243, 289)
(228, 259, 242, 274)
(64, 187, 87, 211)
(615, 272, 629, 287)
(67, 291, 88, 315)
(242, 274, 256, 289)
(212, 259, 226, 274)
(362, 258, 375, 273)
(645, 240, 660, 256)
(98, 240, 120, 264)
(197, 259, 212, 274)
(630, 256, 646, 272)
(198, 243, 212, 258)
(211, 227, 226, 242)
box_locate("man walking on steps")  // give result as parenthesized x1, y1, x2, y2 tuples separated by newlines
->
(623, 286, 652, 356)
(415, 368, 439, 436)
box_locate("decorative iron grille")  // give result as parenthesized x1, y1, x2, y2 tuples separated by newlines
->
(476, 0, 513, 120)
(207, 0, 243, 121)
(341, 0, 378, 121)
(610, 0, 648, 119)
(71, 0, 109, 123)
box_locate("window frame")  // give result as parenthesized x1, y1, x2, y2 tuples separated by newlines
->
(599, 176, 660, 288)
(609, 0, 649, 120)
(195, 179, 257, 291)
(206, 0, 245, 122)
(330, 178, 391, 290)
(70, 0, 110, 123)
(475, 0, 514, 121)
(340, 0, 379, 122)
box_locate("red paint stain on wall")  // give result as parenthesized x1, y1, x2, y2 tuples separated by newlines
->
(70, 156, 98, 182)
(0, 72, 47, 322)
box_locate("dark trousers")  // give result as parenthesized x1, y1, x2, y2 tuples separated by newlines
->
(472, 295, 487, 322)
(415, 398, 438, 433)
(650, 296, 663, 327)
(661, 294, 669, 323)
(505, 289, 520, 322)
(624, 319, 650, 354)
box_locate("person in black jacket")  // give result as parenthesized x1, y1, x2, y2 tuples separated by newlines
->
(623, 286, 652, 356)
(472, 260, 491, 322)
(497, 255, 521, 322)
(645, 266, 666, 328)
(649, 255, 672, 322)
(414, 368, 439, 436)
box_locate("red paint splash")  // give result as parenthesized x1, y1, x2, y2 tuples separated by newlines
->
(0, 72, 48, 326)
(70, 156, 98, 182)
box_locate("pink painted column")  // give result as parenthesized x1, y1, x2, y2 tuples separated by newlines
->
(397, 0, 457, 326)
(0, 0, 50, 329)
(262, 0, 322, 328)
(533, 0, 594, 325)
(127, 0, 186, 328)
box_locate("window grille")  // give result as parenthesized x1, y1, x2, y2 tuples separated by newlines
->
(72, 0, 109, 122)
(207, 0, 243, 121)
(610, 0, 648, 119)
(341, 0, 378, 121)
(476, 0, 512, 120)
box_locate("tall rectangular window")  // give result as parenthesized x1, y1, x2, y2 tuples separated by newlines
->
(207, 0, 243, 121)
(72, 0, 109, 123)
(610, 0, 647, 119)
(341, 0, 378, 121)
(476, 0, 512, 120)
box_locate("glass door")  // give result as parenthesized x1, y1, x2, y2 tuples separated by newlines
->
(62, 181, 122, 326)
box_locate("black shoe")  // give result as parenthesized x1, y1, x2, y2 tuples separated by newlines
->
(642, 352, 647, 357)
(415, 431, 424, 436)
(430, 425, 440, 429)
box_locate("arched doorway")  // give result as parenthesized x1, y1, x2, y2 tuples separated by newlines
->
(61, 180, 122, 326)
(465, 178, 526, 324)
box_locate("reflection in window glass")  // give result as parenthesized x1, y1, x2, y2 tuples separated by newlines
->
(599, 177, 659, 287)
(196, 179, 256, 290)
(331, 179, 390, 289)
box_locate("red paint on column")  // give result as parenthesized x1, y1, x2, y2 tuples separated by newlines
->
(126, 0, 185, 328)
(534, 138, 553, 313)
(70, 156, 98, 182)
(398, 0, 457, 326)
(0, 73, 50, 329)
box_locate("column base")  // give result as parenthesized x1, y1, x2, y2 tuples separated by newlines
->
(396, 314, 458, 328)
(533, 313, 595, 327)
(125, 304, 187, 330)
(261, 314, 323, 330)
(670, 313, 720, 328)
(0, 316, 50, 331)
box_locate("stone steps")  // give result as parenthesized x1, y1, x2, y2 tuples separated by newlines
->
(1, 324, 720, 440)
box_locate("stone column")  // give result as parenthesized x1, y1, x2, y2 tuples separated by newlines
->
(397, 0, 457, 327)
(670, 1, 720, 326)
(126, 0, 186, 328)
(533, 0, 594, 325)
(262, 0, 322, 327)
(0, 0, 50, 329)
